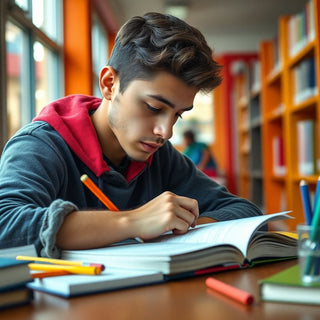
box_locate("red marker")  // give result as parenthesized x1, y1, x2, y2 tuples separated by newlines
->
(205, 277, 254, 305)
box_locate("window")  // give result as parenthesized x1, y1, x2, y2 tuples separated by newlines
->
(6, 21, 29, 137)
(171, 91, 215, 145)
(91, 13, 108, 98)
(1, 0, 63, 148)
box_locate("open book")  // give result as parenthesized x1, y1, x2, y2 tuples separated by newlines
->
(61, 212, 297, 276)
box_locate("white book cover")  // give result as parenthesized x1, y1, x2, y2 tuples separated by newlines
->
(28, 267, 163, 298)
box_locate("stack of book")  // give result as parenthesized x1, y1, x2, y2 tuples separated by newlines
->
(0, 257, 33, 309)
(0, 245, 36, 309)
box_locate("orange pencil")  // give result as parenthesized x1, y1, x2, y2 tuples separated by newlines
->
(31, 270, 70, 279)
(205, 277, 254, 305)
(81, 174, 118, 211)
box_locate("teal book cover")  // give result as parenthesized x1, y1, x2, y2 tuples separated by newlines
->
(0, 257, 32, 291)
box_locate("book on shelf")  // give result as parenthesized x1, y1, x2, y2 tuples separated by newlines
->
(272, 135, 286, 176)
(297, 119, 316, 176)
(259, 264, 320, 305)
(61, 212, 297, 277)
(293, 57, 317, 105)
(28, 267, 163, 298)
(269, 35, 281, 75)
(250, 59, 261, 94)
(288, 0, 315, 57)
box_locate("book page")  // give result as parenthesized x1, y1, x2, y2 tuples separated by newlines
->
(62, 212, 292, 264)
(150, 212, 292, 256)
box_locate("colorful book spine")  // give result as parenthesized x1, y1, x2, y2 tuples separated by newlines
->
(272, 136, 286, 176)
(288, 0, 315, 57)
(297, 119, 316, 176)
(293, 57, 317, 104)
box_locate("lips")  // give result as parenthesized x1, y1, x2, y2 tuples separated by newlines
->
(141, 141, 161, 154)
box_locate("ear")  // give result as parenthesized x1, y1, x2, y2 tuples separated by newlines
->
(99, 66, 119, 100)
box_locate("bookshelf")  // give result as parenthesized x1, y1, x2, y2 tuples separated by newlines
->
(260, 0, 319, 229)
(214, 54, 258, 195)
(235, 58, 263, 210)
(236, 69, 251, 201)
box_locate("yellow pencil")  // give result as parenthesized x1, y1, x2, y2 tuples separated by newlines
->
(17, 255, 105, 271)
(28, 263, 101, 275)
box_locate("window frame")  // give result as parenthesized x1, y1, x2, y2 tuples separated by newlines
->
(0, 0, 63, 151)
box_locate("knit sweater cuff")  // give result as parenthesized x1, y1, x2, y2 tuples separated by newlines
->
(39, 199, 78, 258)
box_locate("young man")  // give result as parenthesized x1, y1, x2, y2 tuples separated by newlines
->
(0, 12, 262, 258)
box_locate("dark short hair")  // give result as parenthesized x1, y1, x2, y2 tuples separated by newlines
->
(183, 130, 195, 142)
(107, 12, 222, 93)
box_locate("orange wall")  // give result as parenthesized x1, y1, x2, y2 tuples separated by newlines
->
(63, 0, 93, 95)
(63, 0, 117, 96)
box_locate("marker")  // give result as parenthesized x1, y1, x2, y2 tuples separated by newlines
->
(299, 180, 313, 225)
(81, 174, 144, 243)
(17, 255, 105, 271)
(28, 263, 101, 275)
(205, 277, 254, 305)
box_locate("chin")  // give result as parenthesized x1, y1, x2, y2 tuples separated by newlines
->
(128, 152, 152, 163)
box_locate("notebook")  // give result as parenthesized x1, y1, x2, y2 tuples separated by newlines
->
(259, 264, 320, 305)
(28, 267, 163, 297)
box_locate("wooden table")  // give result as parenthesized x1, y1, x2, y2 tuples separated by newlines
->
(1, 259, 319, 319)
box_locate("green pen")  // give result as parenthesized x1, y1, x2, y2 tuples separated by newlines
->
(303, 195, 320, 278)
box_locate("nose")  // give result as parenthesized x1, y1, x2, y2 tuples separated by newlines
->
(153, 117, 174, 141)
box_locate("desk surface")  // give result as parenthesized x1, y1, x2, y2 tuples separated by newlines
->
(1, 259, 319, 320)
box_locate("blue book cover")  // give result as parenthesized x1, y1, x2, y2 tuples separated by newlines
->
(0, 257, 32, 291)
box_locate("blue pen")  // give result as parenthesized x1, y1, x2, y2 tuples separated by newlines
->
(299, 180, 313, 225)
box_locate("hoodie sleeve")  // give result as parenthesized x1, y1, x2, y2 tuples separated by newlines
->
(0, 123, 80, 257)
(40, 199, 78, 258)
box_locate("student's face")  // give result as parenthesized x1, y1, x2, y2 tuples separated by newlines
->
(108, 71, 198, 163)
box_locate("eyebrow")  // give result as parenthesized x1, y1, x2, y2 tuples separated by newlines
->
(147, 94, 193, 111)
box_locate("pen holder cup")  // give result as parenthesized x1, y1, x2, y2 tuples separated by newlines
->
(297, 224, 320, 285)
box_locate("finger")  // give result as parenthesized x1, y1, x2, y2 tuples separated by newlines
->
(174, 206, 198, 227)
(170, 219, 190, 235)
(176, 196, 199, 225)
(179, 197, 199, 218)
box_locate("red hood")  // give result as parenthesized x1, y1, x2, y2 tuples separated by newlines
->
(33, 94, 152, 180)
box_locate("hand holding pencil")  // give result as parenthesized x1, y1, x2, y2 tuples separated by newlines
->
(80, 174, 198, 243)
(80, 174, 144, 243)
